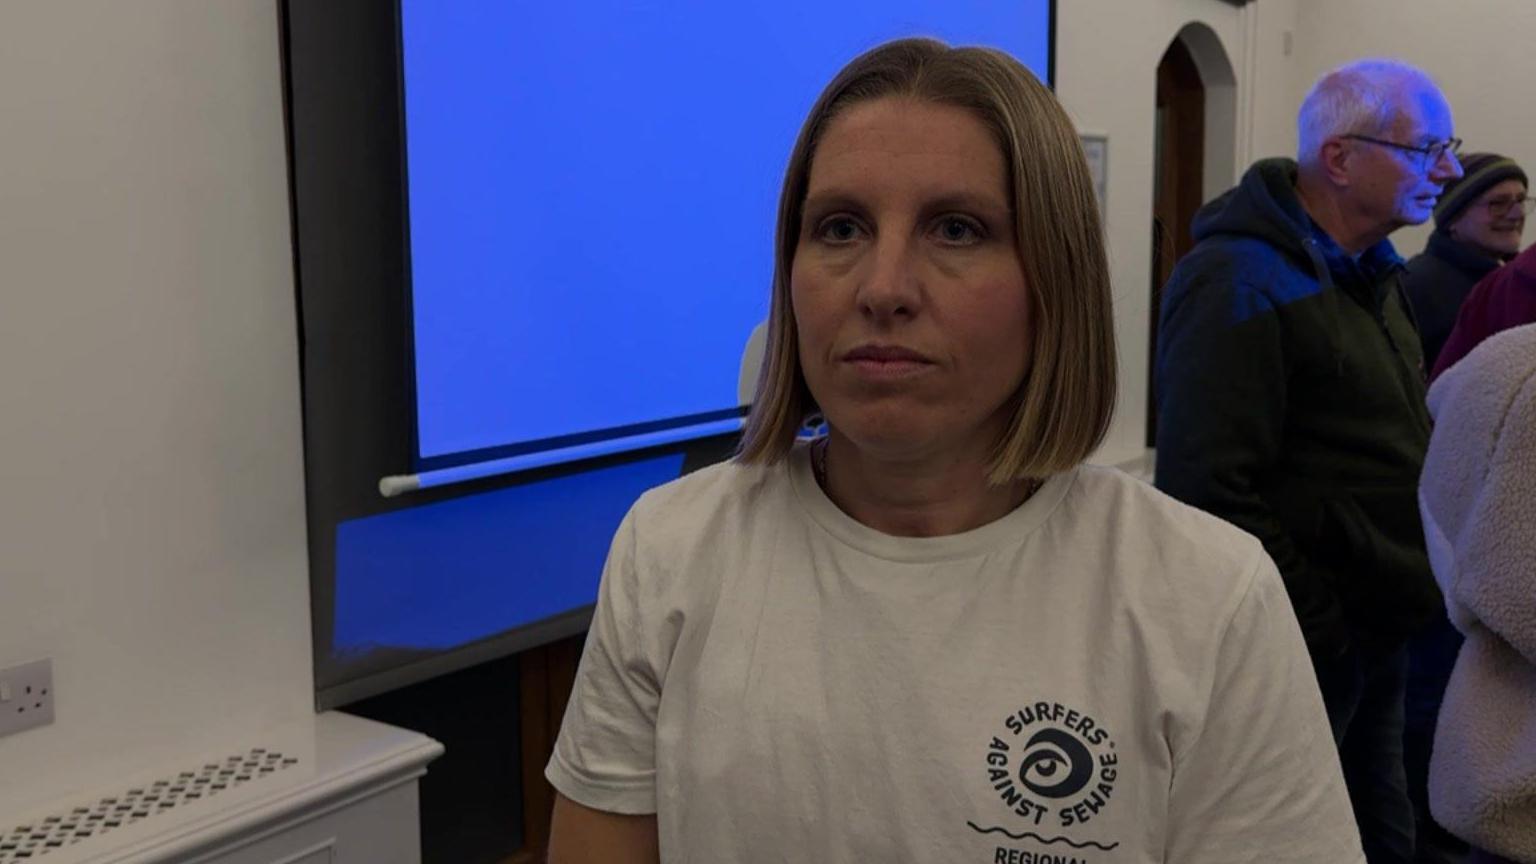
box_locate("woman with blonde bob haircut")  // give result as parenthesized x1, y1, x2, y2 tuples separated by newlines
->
(546, 38, 1364, 864)
(737, 36, 1117, 481)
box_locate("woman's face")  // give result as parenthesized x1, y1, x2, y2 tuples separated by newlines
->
(790, 97, 1031, 464)
(1450, 178, 1527, 259)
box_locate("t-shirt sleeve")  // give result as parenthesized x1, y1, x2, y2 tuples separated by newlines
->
(545, 509, 662, 814)
(1165, 555, 1366, 863)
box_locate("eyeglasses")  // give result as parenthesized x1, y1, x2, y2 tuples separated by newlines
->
(1484, 195, 1536, 217)
(1342, 134, 1463, 171)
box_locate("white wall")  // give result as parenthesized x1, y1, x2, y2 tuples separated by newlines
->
(1286, 0, 1536, 256)
(0, 0, 311, 816)
(1243, 0, 1305, 163)
(1058, 0, 1301, 465)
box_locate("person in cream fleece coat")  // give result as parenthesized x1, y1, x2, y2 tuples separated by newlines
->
(1420, 322, 1536, 864)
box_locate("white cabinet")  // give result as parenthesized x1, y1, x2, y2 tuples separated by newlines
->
(1, 713, 443, 864)
(182, 782, 420, 864)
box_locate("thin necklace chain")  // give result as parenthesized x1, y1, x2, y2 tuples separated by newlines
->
(812, 436, 830, 489)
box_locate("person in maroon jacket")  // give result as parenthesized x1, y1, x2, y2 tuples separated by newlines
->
(1432, 242, 1536, 380)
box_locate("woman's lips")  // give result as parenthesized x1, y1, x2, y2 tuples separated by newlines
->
(841, 345, 936, 379)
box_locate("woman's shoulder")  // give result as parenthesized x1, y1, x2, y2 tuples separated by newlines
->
(633, 454, 778, 511)
(624, 455, 790, 554)
(1065, 464, 1271, 592)
(1070, 464, 1263, 548)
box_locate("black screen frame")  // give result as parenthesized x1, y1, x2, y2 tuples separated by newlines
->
(281, 0, 1057, 709)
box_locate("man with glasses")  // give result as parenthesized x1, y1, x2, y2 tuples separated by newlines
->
(1404, 153, 1529, 370)
(1154, 59, 1463, 863)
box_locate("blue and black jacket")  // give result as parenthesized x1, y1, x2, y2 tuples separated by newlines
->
(1154, 158, 1438, 658)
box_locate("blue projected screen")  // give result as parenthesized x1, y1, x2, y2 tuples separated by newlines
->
(400, 1, 1052, 463)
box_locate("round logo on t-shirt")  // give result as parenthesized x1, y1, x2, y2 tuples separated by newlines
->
(972, 701, 1121, 855)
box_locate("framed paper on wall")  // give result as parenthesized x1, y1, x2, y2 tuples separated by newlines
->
(1079, 132, 1108, 220)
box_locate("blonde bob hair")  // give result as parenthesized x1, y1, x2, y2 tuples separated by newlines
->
(736, 37, 1116, 484)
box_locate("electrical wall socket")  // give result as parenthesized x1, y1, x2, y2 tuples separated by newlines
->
(0, 658, 55, 738)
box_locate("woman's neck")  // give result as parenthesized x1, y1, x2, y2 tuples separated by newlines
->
(815, 433, 1036, 537)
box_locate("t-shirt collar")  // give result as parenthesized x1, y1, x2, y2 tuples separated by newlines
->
(787, 443, 1075, 564)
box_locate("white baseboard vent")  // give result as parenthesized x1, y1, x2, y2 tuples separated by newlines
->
(0, 748, 298, 862)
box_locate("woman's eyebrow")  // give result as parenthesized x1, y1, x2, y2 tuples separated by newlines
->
(801, 190, 864, 215)
(919, 191, 1011, 216)
(803, 189, 1010, 215)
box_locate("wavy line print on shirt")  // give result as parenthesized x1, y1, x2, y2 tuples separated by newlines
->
(964, 823, 1121, 851)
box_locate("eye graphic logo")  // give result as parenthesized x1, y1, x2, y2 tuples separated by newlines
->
(980, 701, 1120, 834)
(1018, 728, 1094, 798)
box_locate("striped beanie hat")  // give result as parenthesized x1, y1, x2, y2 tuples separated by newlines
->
(1435, 152, 1528, 229)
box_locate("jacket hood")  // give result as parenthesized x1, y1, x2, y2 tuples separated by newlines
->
(1194, 158, 1406, 293)
(1191, 158, 1316, 265)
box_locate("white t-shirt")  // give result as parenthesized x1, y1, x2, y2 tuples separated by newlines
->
(547, 448, 1364, 863)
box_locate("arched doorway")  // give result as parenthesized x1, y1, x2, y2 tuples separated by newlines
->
(1147, 22, 1238, 448)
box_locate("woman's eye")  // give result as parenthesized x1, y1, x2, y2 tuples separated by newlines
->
(934, 215, 985, 245)
(817, 217, 864, 244)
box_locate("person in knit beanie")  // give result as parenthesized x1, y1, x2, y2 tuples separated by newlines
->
(1436, 153, 1529, 250)
(1402, 151, 1529, 864)
(1404, 153, 1528, 369)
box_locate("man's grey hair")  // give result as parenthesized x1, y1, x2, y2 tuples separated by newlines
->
(1296, 58, 1439, 167)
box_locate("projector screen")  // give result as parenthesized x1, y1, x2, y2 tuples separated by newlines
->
(401, 1, 1054, 467)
